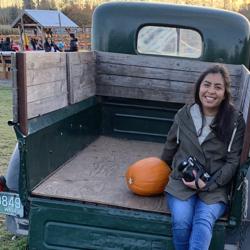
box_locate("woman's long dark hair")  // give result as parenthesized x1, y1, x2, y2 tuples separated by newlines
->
(194, 64, 235, 144)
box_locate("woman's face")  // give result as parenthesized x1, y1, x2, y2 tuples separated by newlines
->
(199, 73, 226, 116)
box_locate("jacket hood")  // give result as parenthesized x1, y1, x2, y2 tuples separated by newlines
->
(175, 104, 241, 152)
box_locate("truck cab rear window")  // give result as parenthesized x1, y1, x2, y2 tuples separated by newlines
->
(137, 26, 202, 58)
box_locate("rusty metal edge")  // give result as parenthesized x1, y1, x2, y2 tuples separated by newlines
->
(16, 52, 28, 136)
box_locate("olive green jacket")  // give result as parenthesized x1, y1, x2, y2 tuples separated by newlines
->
(161, 104, 245, 204)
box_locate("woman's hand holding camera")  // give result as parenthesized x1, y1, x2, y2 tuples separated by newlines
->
(182, 170, 206, 190)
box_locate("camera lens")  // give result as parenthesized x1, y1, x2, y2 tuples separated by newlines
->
(178, 160, 189, 171)
(183, 172, 195, 182)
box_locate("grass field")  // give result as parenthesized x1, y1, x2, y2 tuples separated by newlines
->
(0, 86, 16, 176)
(0, 85, 27, 249)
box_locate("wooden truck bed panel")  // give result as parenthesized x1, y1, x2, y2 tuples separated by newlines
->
(32, 136, 169, 214)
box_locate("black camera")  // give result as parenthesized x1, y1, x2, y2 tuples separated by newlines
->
(178, 156, 211, 183)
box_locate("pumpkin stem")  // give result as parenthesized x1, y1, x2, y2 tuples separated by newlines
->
(128, 177, 133, 185)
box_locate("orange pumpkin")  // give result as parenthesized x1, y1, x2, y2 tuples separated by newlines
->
(125, 157, 171, 196)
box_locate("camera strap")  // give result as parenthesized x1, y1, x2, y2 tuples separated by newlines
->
(201, 170, 221, 191)
(195, 169, 220, 190)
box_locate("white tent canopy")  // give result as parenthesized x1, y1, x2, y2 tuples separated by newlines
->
(12, 9, 79, 29)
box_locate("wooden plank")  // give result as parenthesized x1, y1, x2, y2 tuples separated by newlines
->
(98, 62, 202, 83)
(97, 86, 240, 106)
(241, 91, 250, 162)
(97, 74, 195, 91)
(238, 67, 250, 162)
(67, 51, 94, 65)
(20, 52, 69, 119)
(97, 62, 241, 85)
(96, 74, 241, 106)
(97, 74, 240, 94)
(243, 91, 250, 121)
(27, 94, 68, 119)
(70, 63, 96, 78)
(0, 54, 11, 80)
(69, 76, 96, 103)
(97, 84, 194, 104)
(96, 52, 242, 107)
(32, 136, 169, 214)
(16, 53, 28, 135)
(243, 80, 250, 159)
(239, 66, 249, 114)
(233, 97, 243, 110)
(96, 51, 242, 76)
(67, 52, 96, 104)
(27, 80, 67, 103)
(25, 52, 66, 70)
(240, 67, 250, 121)
(15, 52, 95, 120)
(26, 66, 66, 86)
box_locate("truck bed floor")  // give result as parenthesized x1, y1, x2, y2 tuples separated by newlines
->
(32, 136, 169, 214)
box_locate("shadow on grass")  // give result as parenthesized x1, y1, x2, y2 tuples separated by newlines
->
(0, 215, 27, 250)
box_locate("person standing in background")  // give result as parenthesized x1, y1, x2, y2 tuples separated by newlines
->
(68, 33, 78, 52)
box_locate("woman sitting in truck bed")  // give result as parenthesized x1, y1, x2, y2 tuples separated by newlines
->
(161, 64, 245, 250)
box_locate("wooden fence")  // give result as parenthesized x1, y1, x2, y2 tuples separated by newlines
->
(0, 53, 12, 80)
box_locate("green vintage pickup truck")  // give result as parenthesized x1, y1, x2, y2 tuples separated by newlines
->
(2, 2, 250, 249)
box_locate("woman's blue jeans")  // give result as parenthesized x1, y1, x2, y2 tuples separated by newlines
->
(167, 193, 226, 250)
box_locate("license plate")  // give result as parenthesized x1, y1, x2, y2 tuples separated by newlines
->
(0, 192, 24, 217)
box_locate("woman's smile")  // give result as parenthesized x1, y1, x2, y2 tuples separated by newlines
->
(205, 96, 216, 102)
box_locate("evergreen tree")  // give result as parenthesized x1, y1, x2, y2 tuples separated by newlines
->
(23, 0, 35, 9)
(9, 6, 20, 23)
(61, 2, 97, 27)
(0, 6, 21, 25)
(0, 9, 9, 24)
(37, 0, 57, 10)
(239, 3, 250, 20)
(61, 4, 84, 27)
